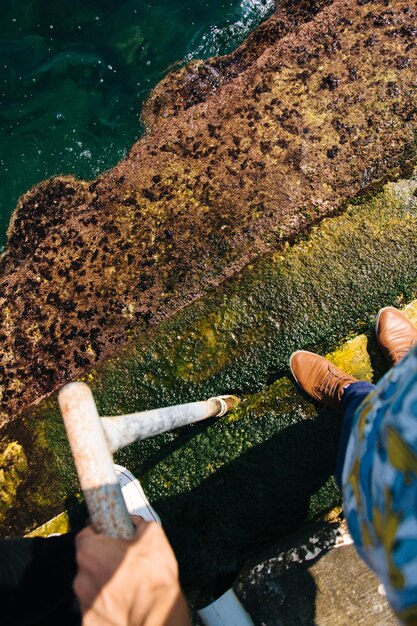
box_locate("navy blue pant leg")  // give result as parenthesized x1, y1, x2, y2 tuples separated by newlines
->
(335, 381, 376, 487)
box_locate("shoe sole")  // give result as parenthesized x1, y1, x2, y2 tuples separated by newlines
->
(115, 464, 162, 526)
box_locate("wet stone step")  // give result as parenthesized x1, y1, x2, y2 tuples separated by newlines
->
(234, 519, 396, 626)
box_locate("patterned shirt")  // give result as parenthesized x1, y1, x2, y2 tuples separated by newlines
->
(343, 345, 417, 624)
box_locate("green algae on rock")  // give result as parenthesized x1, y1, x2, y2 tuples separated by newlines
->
(1, 0, 417, 425)
(0, 441, 28, 526)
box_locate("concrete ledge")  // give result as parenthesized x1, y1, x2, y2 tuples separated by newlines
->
(234, 519, 396, 625)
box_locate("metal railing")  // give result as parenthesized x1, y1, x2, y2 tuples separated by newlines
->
(59, 382, 240, 538)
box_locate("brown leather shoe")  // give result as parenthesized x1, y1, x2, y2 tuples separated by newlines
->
(290, 350, 358, 413)
(376, 306, 417, 366)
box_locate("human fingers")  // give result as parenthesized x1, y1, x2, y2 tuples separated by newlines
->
(75, 525, 96, 549)
(75, 528, 103, 569)
(73, 569, 99, 612)
(136, 519, 171, 548)
(131, 522, 180, 579)
(131, 515, 146, 529)
(75, 528, 124, 588)
(82, 606, 117, 626)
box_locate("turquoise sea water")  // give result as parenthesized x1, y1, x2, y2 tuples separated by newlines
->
(0, 0, 274, 246)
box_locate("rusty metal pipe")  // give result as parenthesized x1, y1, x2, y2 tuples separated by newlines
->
(101, 395, 240, 453)
(58, 382, 135, 539)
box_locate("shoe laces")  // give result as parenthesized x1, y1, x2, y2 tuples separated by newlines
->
(317, 366, 351, 400)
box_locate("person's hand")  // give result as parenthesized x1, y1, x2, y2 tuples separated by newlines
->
(74, 517, 191, 626)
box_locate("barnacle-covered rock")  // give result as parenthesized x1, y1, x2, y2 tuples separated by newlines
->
(1, 0, 417, 425)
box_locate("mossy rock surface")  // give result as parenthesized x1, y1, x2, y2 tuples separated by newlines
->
(4, 173, 417, 602)
(1, 0, 417, 422)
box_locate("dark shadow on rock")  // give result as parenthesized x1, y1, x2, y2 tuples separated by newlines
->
(265, 367, 288, 387)
(137, 417, 219, 475)
(239, 561, 319, 626)
(366, 331, 390, 383)
(0, 406, 340, 624)
(234, 519, 345, 626)
(64, 496, 88, 534)
(144, 412, 341, 606)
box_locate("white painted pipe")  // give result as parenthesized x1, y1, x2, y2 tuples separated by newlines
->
(59, 383, 239, 537)
(58, 382, 135, 539)
(198, 589, 255, 626)
(101, 395, 239, 453)
(59, 382, 252, 624)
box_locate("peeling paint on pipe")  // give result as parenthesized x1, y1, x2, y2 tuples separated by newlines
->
(58, 382, 135, 539)
(101, 395, 240, 453)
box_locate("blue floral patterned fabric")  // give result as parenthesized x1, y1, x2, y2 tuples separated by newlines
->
(343, 345, 417, 624)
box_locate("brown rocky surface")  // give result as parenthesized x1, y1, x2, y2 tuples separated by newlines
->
(1, 0, 417, 426)
(141, 0, 334, 128)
